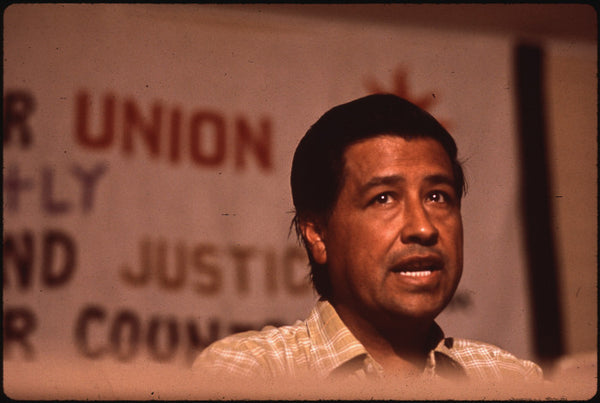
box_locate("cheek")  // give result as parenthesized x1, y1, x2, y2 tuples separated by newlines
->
(439, 213, 462, 239)
(326, 225, 361, 266)
(446, 217, 463, 266)
(454, 218, 464, 250)
(336, 221, 387, 258)
(325, 217, 379, 272)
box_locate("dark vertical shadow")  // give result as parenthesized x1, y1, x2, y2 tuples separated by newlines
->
(514, 42, 564, 368)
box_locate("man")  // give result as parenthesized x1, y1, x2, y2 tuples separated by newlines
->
(193, 94, 542, 394)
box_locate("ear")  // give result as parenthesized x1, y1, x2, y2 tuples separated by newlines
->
(300, 220, 327, 265)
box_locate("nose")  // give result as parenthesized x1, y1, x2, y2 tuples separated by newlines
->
(400, 198, 439, 246)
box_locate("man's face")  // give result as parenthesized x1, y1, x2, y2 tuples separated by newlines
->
(320, 135, 463, 325)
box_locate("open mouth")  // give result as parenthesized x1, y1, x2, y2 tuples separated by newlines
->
(390, 255, 443, 278)
(398, 270, 433, 277)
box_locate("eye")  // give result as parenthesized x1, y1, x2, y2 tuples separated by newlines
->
(371, 192, 394, 205)
(427, 191, 448, 204)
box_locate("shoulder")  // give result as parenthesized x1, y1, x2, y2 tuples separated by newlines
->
(447, 338, 544, 381)
(192, 320, 311, 379)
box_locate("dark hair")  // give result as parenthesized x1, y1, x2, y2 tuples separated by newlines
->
(290, 93, 466, 298)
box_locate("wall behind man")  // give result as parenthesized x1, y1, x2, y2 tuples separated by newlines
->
(545, 40, 597, 355)
(3, 4, 596, 399)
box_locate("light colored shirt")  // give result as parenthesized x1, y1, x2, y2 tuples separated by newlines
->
(192, 300, 543, 384)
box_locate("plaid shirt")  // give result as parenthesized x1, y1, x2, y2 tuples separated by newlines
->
(192, 300, 543, 383)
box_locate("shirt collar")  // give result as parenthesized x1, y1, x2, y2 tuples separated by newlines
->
(427, 331, 468, 380)
(306, 299, 465, 379)
(306, 299, 370, 376)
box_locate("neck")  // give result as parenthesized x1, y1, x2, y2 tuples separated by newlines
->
(331, 301, 437, 376)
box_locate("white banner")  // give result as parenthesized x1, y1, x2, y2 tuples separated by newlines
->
(4, 4, 543, 398)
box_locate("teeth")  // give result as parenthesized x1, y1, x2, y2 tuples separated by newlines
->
(399, 270, 432, 277)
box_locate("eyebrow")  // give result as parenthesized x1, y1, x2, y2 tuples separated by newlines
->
(358, 175, 404, 194)
(358, 173, 455, 194)
(423, 173, 456, 188)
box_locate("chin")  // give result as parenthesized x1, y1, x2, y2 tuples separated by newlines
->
(388, 298, 448, 321)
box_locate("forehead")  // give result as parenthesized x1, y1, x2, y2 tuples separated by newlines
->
(342, 135, 453, 182)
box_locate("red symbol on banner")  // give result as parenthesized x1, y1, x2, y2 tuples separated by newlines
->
(364, 68, 451, 129)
